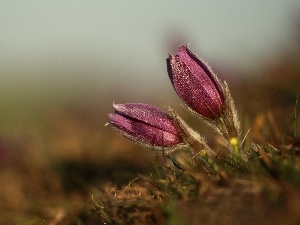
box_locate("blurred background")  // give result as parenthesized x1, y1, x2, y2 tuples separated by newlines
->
(1, 0, 300, 124)
(0, 1, 300, 224)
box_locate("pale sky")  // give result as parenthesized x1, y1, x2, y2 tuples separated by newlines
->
(0, 1, 299, 103)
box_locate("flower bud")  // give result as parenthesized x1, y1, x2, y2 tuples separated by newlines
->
(108, 103, 183, 148)
(167, 45, 224, 120)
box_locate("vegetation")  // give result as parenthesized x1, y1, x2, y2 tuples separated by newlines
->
(1, 31, 300, 225)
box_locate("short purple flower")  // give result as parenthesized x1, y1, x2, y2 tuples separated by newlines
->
(108, 103, 183, 147)
(167, 45, 224, 120)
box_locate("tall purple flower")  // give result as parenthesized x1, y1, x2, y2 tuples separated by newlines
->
(167, 45, 224, 120)
(108, 103, 183, 148)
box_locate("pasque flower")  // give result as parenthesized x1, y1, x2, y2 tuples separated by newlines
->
(108, 103, 183, 149)
(167, 45, 224, 120)
(109, 103, 218, 172)
(108, 43, 242, 166)
(167, 45, 241, 154)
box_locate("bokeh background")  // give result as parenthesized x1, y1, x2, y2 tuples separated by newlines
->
(1, 0, 300, 124)
(1, 1, 300, 224)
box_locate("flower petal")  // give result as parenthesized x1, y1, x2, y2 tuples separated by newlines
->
(167, 45, 224, 120)
(109, 103, 183, 147)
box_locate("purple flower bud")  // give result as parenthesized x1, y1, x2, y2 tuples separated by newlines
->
(167, 45, 224, 120)
(108, 103, 183, 147)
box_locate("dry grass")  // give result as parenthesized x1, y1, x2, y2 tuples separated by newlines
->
(0, 84, 299, 225)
